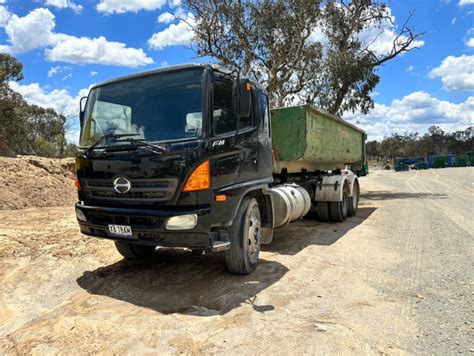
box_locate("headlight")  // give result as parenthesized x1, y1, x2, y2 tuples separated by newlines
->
(165, 214, 198, 230)
(76, 208, 87, 222)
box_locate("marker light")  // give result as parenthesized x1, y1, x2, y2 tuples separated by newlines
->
(245, 83, 251, 91)
(215, 195, 227, 202)
(183, 160, 210, 192)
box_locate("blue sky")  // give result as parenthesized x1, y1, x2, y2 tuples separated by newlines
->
(0, 0, 473, 141)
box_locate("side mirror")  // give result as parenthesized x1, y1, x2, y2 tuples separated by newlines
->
(232, 78, 252, 119)
(79, 96, 88, 125)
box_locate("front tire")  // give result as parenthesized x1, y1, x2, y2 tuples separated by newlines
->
(114, 241, 156, 259)
(225, 197, 262, 274)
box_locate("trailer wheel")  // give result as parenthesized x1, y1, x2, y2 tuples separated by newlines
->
(114, 241, 156, 259)
(329, 182, 349, 222)
(347, 179, 360, 216)
(317, 201, 330, 221)
(225, 197, 261, 274)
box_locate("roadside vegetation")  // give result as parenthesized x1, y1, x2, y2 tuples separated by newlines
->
(0, 54, 76, 158)
(366, 126, 473, 162)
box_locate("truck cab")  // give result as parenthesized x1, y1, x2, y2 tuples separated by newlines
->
(75, 64, 275, 273)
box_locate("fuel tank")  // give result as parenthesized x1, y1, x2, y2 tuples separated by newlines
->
(267, 184, 311, 228)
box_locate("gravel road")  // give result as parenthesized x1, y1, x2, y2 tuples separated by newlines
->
(0, 168, 472, 354)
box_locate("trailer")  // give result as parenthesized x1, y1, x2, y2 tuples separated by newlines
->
(74, 64, 366, 274)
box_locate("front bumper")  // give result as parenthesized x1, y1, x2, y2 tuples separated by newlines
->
(75, 203, 229, 250)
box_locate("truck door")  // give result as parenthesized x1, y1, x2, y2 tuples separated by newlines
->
(211, 78, 258, 186)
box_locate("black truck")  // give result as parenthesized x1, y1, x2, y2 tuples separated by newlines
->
(75, 64, 365, 274)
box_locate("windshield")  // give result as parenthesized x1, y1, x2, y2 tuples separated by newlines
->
(80, 68, 205, 147)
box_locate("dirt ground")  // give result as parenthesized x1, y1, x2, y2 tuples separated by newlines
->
(0, 156, 75, 210)
(0, 166, 472, 355)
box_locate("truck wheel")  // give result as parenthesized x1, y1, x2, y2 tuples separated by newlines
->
(329, 182, 349, 222)
(114, 241, 156, 259)
(317, 201, 330, 221)
(347, 179, 359, 216)
(225, 197, 261, 274)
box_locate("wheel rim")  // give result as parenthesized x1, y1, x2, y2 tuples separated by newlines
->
(247, 211, 261, 263)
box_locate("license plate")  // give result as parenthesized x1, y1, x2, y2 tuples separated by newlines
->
(108, 224, 133, 238)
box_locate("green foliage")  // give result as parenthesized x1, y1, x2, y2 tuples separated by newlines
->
(186, 0, 423, 115)
(367, 126, 474, 162)
(0, 53, 74, 157)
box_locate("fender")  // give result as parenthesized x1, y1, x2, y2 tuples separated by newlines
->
(314, 175, 349, 202)
(342, 170, 359, 197)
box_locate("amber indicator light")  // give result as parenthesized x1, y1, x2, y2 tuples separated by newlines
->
(215, 195, 227, 202)
(183, 160, 210, 192)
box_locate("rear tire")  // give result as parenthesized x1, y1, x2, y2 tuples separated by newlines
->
(225, 197, 261, 274)
(347, 179, 360, 216)
(329, 182, 350, 222)
(114, 241, 156, 259)
(317, 201, 330, 221)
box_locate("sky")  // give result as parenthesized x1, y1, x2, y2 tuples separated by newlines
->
(0, 0, 473, 142)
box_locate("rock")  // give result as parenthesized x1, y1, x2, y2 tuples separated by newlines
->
(314, 324, 327, 332)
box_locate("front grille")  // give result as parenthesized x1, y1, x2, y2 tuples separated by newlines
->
(86, 212, 162, 228)
(83, 177, 178, 202)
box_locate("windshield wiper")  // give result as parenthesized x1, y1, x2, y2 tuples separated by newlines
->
(83, 133, 141, 157)
(120, 137, 167, 154)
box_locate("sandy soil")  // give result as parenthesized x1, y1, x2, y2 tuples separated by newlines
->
(0, 156, 75, 210)
(0, 167, 472, 354)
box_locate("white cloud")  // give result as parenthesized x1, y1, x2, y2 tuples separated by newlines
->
(0, 8, 153, 67)
(0, 8, 57, 53)
(346, 92, 474, 140)
(97, 0, 166, 14)
(429, 55, 474, 91)
(169, 0, 181, 8)
(148, 13, 194, 50)
(459, 0, 474, 5)
(157, 12, 174, 24)
(407, 65, 414, 72)
(451, 17, 457, 25)
(173, 7, 186, 19)
(0, 5, 11, 26)
(9, 81, 89, 118)
(44, 0, 82, 13)
(47, 65, 70, 77)
(466, 38, 474, 47)
(46, 36, 153, 67)
(89, 71, 98, 77)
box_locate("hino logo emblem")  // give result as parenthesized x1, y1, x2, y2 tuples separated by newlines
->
(113, 176, 132, 194)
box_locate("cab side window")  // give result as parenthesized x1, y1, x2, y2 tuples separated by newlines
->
(213, 79, 236, 135)
(239, 92, 253, 130)
(258, 91, 271, 138)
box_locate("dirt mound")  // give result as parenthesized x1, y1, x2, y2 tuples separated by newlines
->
(0, 156, 76, 210)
